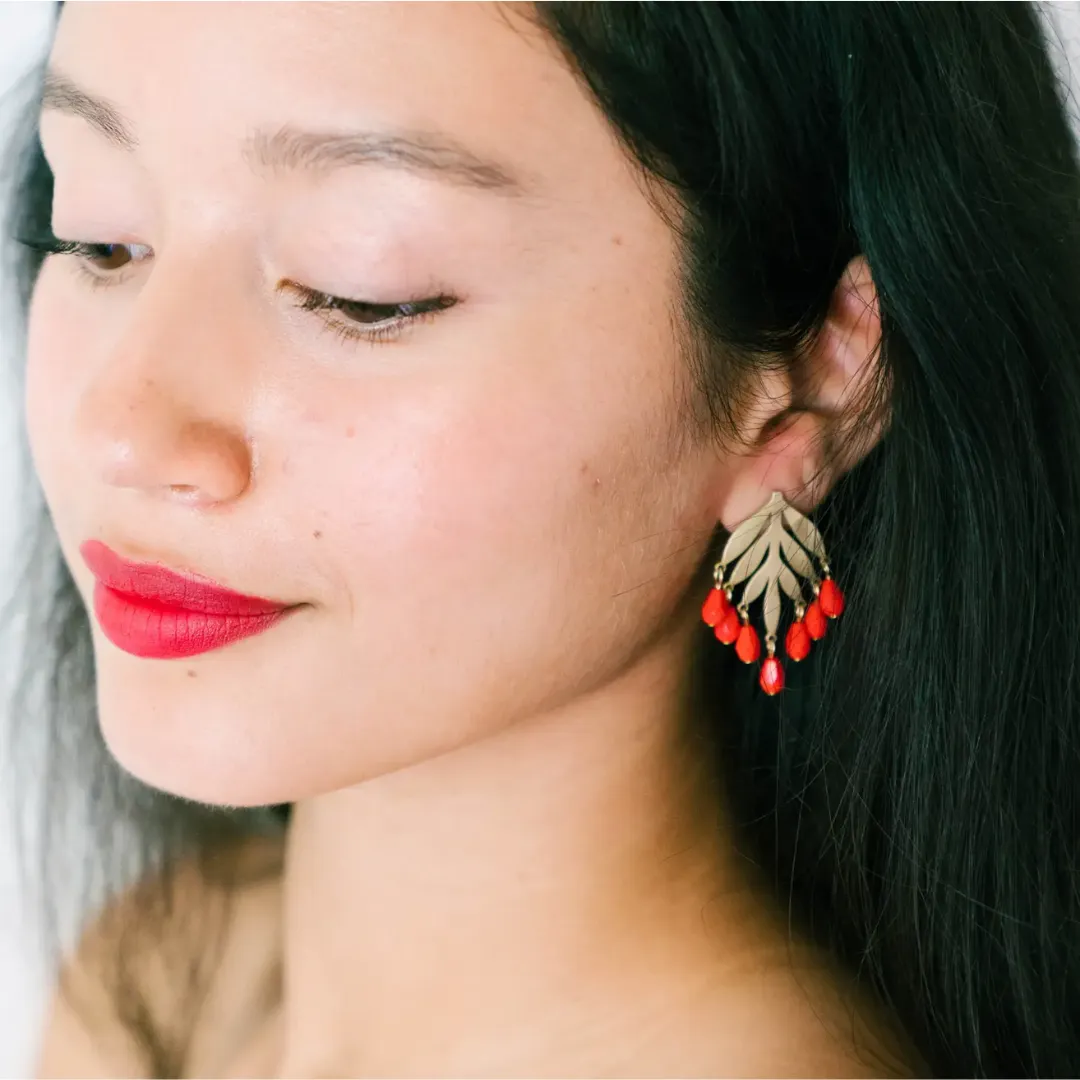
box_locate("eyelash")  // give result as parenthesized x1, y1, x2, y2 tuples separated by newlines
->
(15, 233, 458, 345)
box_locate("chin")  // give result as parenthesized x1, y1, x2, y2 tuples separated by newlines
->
(100, 731, 280, 809)
(93, 694, 297, 810)
(93, 693, 405, 810)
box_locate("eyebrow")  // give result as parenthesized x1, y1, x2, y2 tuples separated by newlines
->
(40, 67, 528, 196)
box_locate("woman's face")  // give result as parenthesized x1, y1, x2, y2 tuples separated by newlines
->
(26, 2, 731, 806)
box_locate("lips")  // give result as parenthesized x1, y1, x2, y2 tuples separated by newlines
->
(79, 539, 298, 659)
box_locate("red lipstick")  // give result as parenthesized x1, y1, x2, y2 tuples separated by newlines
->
(79, 539, 298, 659)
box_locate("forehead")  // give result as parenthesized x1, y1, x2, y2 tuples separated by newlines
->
(45, 2, 624, 199)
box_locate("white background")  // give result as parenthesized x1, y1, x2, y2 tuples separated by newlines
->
(1, 2, 1079, 1076)
(0, 8, 63, 1076)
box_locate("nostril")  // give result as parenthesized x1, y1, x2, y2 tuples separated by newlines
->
(167, 484, 206, 505)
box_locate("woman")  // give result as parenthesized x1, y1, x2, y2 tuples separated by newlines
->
(4, 1, 1079, 1075)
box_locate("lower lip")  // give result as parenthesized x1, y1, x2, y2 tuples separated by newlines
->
(92, 582, 295, 659)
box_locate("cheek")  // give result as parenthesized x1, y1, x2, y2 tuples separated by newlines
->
(274, 341, 701, 642)
(276, 370, 598, 587)
(268, 390, 566, 619)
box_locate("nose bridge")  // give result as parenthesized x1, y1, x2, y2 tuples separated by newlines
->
(74, 250, 256, 506)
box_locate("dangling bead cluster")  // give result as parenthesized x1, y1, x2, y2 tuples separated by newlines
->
(699, 491, 845, 695)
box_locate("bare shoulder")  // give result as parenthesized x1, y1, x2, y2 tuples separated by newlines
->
(35, 831, 285, 1080)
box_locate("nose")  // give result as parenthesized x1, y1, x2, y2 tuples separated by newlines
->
(72, 260, 255, 509)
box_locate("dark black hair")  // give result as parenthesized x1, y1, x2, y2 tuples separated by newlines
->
(5, 2, 1080, 1075)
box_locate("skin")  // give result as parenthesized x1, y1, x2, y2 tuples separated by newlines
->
(26, 3, 899, 1076)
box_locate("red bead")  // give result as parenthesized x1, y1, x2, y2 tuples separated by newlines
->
(759, 656, 784, 695)
(714, 607, 741, 645)
(701, 587, 730, 627)
(819, 577, 845, 618)
(735, 622, 761, 663)
(804, 599, 827, 640)
(785, 620, 811, 661)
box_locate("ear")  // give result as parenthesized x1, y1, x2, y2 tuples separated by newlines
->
(713, 255, 886, 531)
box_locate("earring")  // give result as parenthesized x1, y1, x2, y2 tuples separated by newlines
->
(701, 490, 845, 695)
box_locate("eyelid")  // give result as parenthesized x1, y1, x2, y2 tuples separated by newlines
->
(277, 279, 459, 345)
(278, 279, 403, 320)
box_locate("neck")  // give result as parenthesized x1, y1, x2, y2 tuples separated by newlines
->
(274, 633, 780, 1076)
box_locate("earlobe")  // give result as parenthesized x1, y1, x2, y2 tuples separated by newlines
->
(715, 409, 831, 531)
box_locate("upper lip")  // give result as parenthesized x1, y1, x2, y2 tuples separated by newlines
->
(79, 539, 293, 616)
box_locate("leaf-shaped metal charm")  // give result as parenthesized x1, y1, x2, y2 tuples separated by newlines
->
(714, 491, 829, 633)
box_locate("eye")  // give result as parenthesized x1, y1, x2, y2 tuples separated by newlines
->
(279, 281, 458, 345)
(15, 233, 459, 345)
(70, 242, 147, 272)
(16, 233, 151, 285)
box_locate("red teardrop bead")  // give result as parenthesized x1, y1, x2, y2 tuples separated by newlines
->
(714, 607, 741, 645)
(785, 620, 811, 661)
(819, 577, 845, 618)
(701, 587, 730, 627)
(759, 656, 784, 695)
(804, 599, 827, 640)
(735, 622, 761, 663)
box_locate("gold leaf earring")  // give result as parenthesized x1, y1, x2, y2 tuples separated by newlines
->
(700, 490, 845, 695)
